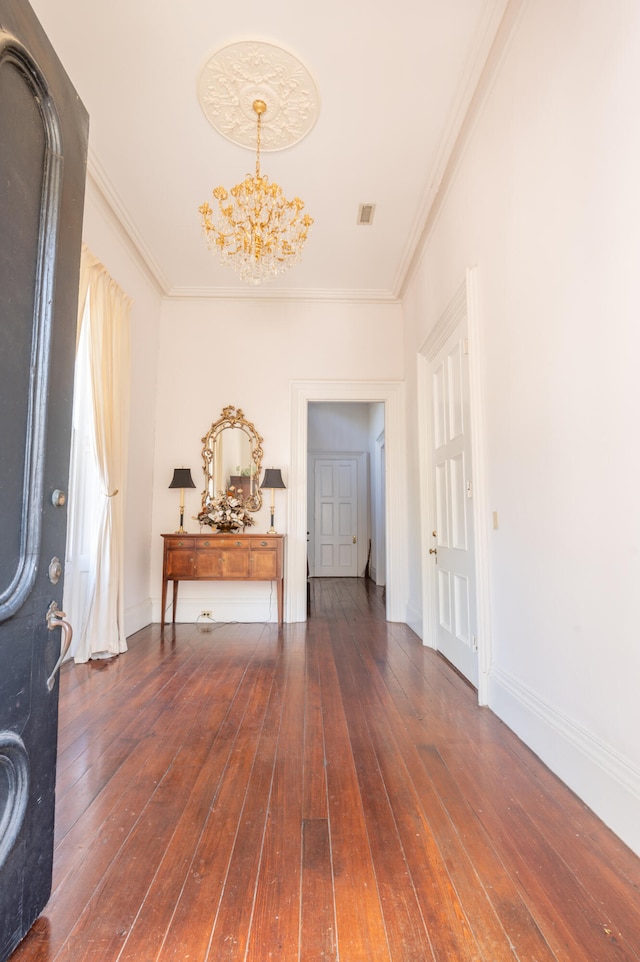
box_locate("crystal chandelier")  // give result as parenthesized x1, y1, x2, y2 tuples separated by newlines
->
(199, 99, 313, 285)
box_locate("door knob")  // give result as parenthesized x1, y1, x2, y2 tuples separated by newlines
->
(429, 547, 437, 555)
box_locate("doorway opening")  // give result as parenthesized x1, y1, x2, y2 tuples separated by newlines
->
(289, 380, 406, 625)
(307, 401, 385, 586)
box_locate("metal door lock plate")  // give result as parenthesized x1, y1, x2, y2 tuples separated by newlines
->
(48, 557, 62, 585)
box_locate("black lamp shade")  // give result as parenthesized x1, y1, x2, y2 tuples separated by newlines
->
(260, 468, 286, 490)
(169, 467, 196, 489)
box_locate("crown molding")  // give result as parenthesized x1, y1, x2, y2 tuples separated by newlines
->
(86, 147, 171, 296)
(396, 0, 527, 299)
(166, 285, 400, 304)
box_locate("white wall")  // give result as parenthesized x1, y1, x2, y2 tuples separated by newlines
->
(152, 298, 403, 622)
(308, 402, 373, 451)
(403, 0, 640, 855)
(81, 178, 163, 636)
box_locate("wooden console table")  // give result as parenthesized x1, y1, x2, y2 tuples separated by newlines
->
(161, 532, 285, 626)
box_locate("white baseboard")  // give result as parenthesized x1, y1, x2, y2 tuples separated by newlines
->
(155, 580, 284, 624)
(369, 564, 386, 588)
(151, 596, 280, 625)
(489, 666, 640, 858)
(405, 603, 423, 641)
(125, 598, 152, 637)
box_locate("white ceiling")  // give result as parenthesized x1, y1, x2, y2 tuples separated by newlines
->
(29, 0, 508, 301)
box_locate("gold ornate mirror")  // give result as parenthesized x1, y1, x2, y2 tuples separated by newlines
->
(201, 406, 263, 512)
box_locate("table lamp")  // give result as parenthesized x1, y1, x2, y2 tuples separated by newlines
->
(260, 468, 286, 534)
(169, 467, 196, 533)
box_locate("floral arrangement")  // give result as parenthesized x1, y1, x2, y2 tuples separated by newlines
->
(196, 488, 255, 532)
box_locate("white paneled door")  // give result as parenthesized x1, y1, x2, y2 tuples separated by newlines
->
(430, 326, 478, 687)
(314, 459, 359, 576)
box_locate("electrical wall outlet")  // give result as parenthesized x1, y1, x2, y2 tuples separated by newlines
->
(200, 610, 212, 619)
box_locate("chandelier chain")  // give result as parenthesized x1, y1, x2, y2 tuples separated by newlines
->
(255, 109, 261, 179)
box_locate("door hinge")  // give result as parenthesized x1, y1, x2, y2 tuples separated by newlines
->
(472, 635, 478, 652)
(467, 480, 473, 498)
(463, 337, 470, 355)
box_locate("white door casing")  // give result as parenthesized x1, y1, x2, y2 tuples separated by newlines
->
(290, 381, 406, 623)
(373, 431, 386, 586)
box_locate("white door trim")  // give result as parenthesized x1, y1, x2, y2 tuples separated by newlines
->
(373, 430, 386, 586)
(290, 380, 406, 623)
(417, 268, 492, 704)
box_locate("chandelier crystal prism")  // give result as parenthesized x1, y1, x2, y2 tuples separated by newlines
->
(199, 99, 313, 285)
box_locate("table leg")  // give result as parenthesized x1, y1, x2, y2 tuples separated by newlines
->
(276, 577, 284, 625)
(172, 580, 179, 623)
(161, 575, 168, 627)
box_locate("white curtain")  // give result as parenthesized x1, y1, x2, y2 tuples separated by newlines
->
(69, 245, 131, 662)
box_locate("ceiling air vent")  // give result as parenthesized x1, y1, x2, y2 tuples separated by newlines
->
(357, 203, 376, 225)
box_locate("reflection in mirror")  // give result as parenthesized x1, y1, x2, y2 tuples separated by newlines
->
(201, 406, 263, 512)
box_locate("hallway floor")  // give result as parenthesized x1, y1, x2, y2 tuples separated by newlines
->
(11, 577, 640, 961)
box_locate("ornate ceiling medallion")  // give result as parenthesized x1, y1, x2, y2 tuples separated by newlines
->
(198, 40, 319, 151)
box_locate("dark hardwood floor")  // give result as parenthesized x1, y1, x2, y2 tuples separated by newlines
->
(11, 577, 640, 961)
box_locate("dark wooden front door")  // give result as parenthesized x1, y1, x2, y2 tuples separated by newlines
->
(0, 2, 87, 958)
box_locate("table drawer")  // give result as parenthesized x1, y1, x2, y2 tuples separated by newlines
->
(251, 538, 279, 550)
(213, 537, 250, 549)
(164, 536, 196, 550)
